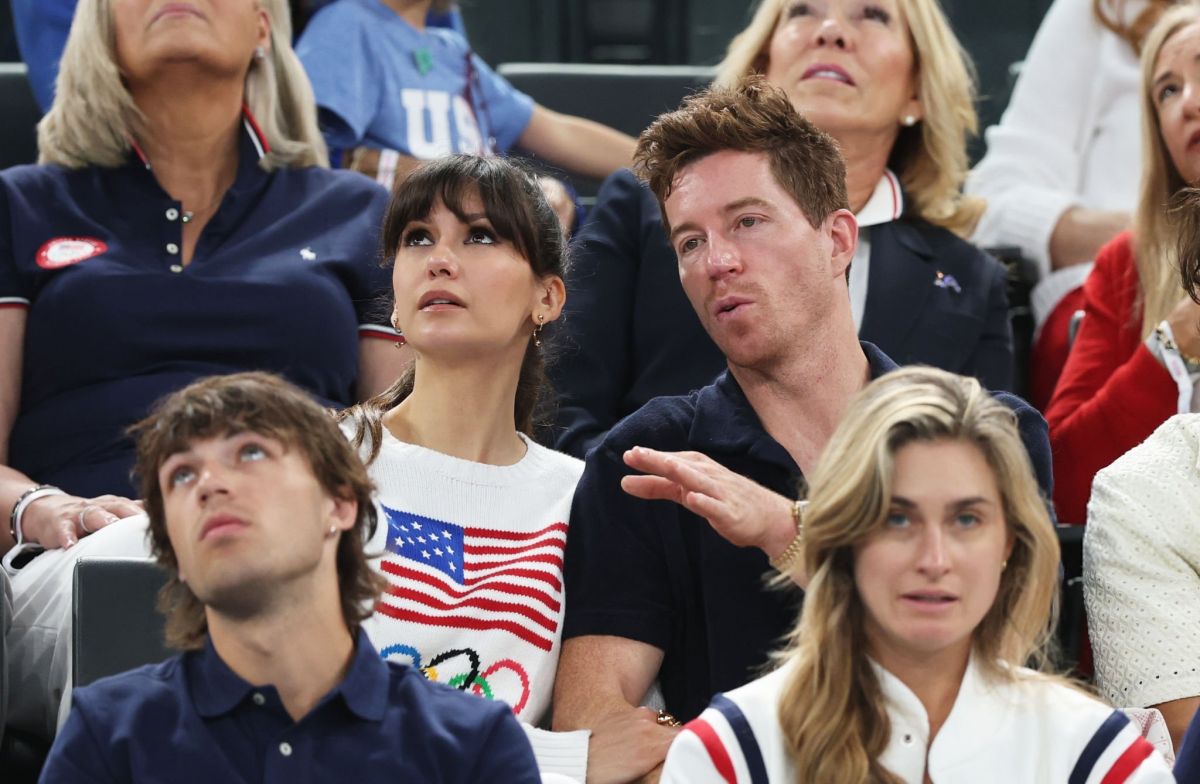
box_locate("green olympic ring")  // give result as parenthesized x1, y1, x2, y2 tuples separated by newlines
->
(447, 672, 493, 699)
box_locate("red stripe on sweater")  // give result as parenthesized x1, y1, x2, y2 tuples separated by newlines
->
(380, 561, 560, 611)
(373, 603, 553, 652)
(685, 718, 737, 784)
(465, 522, 568, 541)
(1101, 736, 1155, 784)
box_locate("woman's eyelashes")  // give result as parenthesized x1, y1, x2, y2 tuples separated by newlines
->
(402, 227, 433, 247)
(400, 224, 499, 247)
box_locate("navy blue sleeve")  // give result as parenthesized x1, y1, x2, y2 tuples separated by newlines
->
(38, 696, 120, 784)
(996, 391, 1055, 515)
(1176, 713, 1200, 783)
(968, 251, 1015, 393)
(552, 170, 645, 458)
(467, 703, 541, 784)
(561, 437, 676, 649)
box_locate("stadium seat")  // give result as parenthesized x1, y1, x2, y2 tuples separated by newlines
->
(497, 62, 712, 196)
(72, 557, 173, 689)
(0, 63, 40, 170)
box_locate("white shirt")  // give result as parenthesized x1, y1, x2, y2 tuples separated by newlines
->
(967, 0, 1142, 324)
(1086, 414, 1200, 711)
(661, 655, 1174, 783)
(850, 168, 905, 331)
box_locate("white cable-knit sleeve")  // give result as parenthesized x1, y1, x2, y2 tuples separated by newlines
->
(521, 725, 588, 783)
(966, 0, 1109, 277)
(1085, 415, 1200, 709)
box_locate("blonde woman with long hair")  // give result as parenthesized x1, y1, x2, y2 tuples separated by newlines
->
(969, 0, 1180, 410)
(553, 0, 1013, 459)
(1046, 0, 1200, 526)
(660, 367, 1174, 783)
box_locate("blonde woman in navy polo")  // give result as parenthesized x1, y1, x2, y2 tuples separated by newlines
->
(0, 0, 408, 741)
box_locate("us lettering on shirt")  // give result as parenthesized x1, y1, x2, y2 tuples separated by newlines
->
(401, 89, 489, 157)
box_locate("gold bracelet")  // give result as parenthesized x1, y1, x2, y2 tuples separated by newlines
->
(769, 500, 806, 573)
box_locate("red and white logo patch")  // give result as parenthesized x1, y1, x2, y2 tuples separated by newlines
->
(36, 237, 108, 270)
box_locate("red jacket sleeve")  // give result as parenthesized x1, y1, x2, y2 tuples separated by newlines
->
(1045, 232, 1176, 524)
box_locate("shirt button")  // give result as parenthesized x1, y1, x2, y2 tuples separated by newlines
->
(166, 242, 180, 255)
(252, 692, 265, 706)
(279, 742, 293, 757)
(169, 264, 183, 274)
(165, 208, 179, 221)
(903, 733, 914, 745)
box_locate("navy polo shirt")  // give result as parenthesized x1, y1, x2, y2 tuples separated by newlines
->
(561, 342, 1053, 722)
(39, 630, 540, 784)
(0, 118, 393, 498)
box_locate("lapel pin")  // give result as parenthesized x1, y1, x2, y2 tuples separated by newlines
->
(934, 271, 961, 294)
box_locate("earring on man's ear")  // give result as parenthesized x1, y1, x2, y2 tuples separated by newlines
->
(1001, 558, 1009, 571)
(902, 115, 918, 127)
(533, 313, 545, 348)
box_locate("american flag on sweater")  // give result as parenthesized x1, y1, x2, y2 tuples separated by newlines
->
(375, 504, 567, 652)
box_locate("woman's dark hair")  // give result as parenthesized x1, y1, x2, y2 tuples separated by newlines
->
(1177, 188, 1200, 303)
(340, 154, 569, 462)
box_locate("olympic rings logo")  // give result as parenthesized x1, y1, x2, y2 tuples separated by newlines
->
(379, 644, 533, 715)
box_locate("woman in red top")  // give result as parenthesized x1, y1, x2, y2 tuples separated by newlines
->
(1047, 2, 1200, 524)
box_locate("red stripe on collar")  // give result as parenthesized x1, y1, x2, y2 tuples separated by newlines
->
(241, 102, 271, 156)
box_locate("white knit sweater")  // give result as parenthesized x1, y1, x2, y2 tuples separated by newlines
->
(1085, 414, 1200, 710)
(352, 423, 587, 780)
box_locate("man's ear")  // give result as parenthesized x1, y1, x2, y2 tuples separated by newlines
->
(828, 209, 858, 279)
(328, 488, 358, 534)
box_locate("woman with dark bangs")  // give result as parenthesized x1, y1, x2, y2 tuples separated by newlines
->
(339, 155, 670, 782)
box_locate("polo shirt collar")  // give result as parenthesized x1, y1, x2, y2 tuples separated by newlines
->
(856, 168, 904, 228)
(190, 628, 389, 722)
(688, 341, 899, 461)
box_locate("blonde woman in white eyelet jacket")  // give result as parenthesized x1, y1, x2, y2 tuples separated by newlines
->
(661, 367, 1175, 784)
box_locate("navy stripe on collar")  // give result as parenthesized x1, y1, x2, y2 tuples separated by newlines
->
(711, 694, 769, 784)
(1069, 709, 1130, 784)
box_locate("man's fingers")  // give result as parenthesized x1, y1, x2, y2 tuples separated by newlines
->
(620, 475, 682, 502)
(682, 490, 724, 522)
(624, 448, 715, 492)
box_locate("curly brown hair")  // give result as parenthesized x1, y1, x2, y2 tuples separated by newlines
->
(129, 372, 385, 650)
(633, 75, 848, 234)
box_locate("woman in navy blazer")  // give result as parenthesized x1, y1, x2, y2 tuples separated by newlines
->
(551, 0, 1012, 459)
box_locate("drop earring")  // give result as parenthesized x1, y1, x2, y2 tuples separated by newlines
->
(391, 315, 405, 349)
(533, 314, 545, 348)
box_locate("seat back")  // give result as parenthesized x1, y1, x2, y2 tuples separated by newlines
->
(0, 63, 41, 171)
(72, 558, 173, 688)
(496, 62, 712, 197)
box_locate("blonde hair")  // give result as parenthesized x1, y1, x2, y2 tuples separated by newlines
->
(1133, 1, 1200, 338)
(715, 0, 983, 237)
(1094, 0, 1180, 54)
(38, 0, 327, 170)
(775, 367, 1060, 783)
